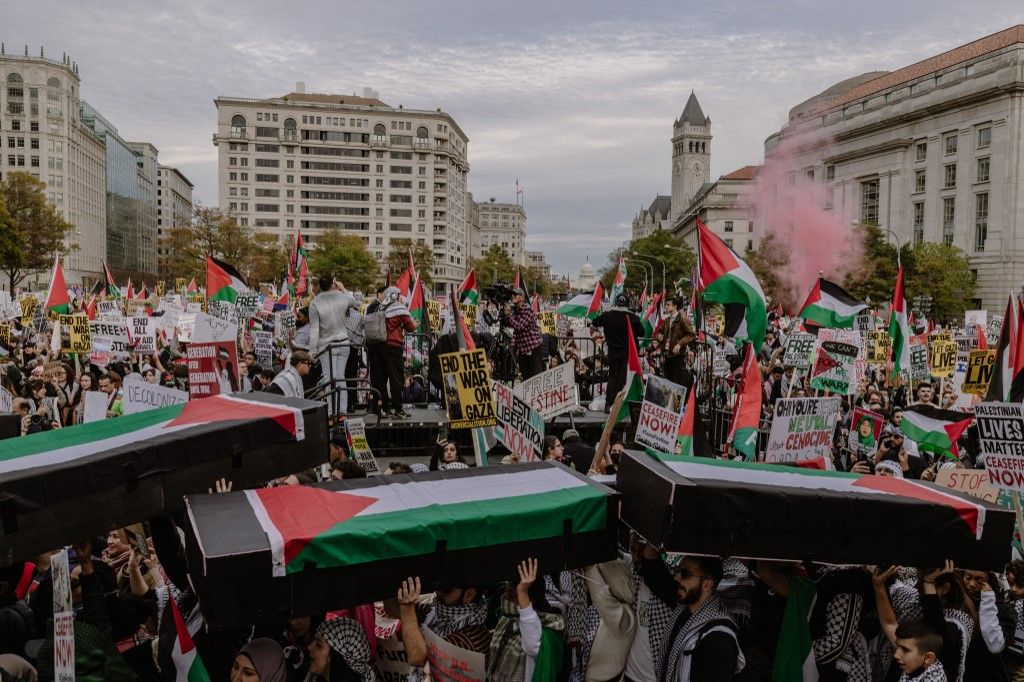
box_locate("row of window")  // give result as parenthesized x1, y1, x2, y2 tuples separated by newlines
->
(913, 157, 990, 191)
(914, 127, 990, 161)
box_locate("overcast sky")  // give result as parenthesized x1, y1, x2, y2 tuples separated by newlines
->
(7, 1, 1024, 276)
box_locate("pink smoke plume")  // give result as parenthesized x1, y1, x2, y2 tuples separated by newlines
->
(752, 127, 863, 309)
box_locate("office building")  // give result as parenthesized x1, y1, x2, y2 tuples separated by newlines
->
(478, 199, 526, 266)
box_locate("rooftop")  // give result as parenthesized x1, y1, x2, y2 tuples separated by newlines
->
(277, 91, 389, 108)
(676, 91, 710, 127)
(720, 165, 760, 181)
(646, 194, 672, 219)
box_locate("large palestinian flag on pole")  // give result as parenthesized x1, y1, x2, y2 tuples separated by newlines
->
(614, 322, 645, 424)
(396, 250, 415, 298)
(696, 218, 767, 350)
(889, 265, 911, 378)
(206, 256, 249, 303)
(170, 594, 210, 682)
(611, 256, 626, 300)
(556, 282, 604, 319)
(798, 278, 867, 329)
(727, 343, 761, 461)
(456, 269, 480, 304)
(986, 294, 1017, 402)
(901, 404, 973, 460)
(103, 261, 121, 299)
(676, 387, 698, 457)
(1010, 300, 1024, 403)
(45, 255, 70, 316)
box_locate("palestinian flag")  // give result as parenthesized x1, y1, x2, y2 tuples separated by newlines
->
(514, 268, 522, 290)
(103, 261, 121, 299)
(638, 284, 649, 312)
(728, 343, 761, 461)
(206, 256, 249, 304)
(987, 295, 1017, 402)
(450, 291, 475, 351)
(772, 575, 817, 682)
(245, 465, 610, 576)
(531, 293, 540, 313)
(170, 594, 210, 682)
(901, 405, 973, 460)
(395, 250, 415, 298)
(696, 218, 767, 350)
(84, 295, 97, 321)
(798, 278, 867, 329)
(889, 266, 911, 379)
(676, 387, 698, 457)
(186, 277, 198, 293)
(640, 292, 663, 347)
(125, 279, 135, 301)
(1011, 300, 1024, 403)
(614, 322, 645, 424)
(45, 255, 70, 316)
(556, 283, 604, 319)
(292, 230, 309, 297)
(408, 273, 427, 331)
(457, 269, 479, 304)
(611, 257, 626, 300)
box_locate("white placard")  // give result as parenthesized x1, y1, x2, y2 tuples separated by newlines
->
(764, 397, 841, 463)
(122, 377, 188, 415)
(513, 362, 577, 419)
(634, 375, 686, 453)
(83, 391, 109, 422)
(130, 316, 156, 354)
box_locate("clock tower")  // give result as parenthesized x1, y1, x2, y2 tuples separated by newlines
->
(671, 91, 711, 224)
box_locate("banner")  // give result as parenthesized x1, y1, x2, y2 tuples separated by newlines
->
(848, 407, 884, 459)
(539, 311, 556, 336)
(513, 362, 577, 419)
(423, 626, 486, 682)
(634, 375, 686, 453)
(764, 397, 840, 463)
(345, 417, 380, 474)
(253, 330, 274, 369)
(928, 339, 957, 379)
(809, 341, 858, 394)
(963, 349, 996, 395)
(52, 547, 74, 682)
(976, 403, 1024, 492)
(782, 331, 816, 368)
(129, 315, 156, 354)
(438, 349, 497, 429)
(494, 381, 544, 461)
(122, 376, 188, 415)
(935, 467, 1000, 503)
(187, 312, 240, 399)
(57, 314, 91, 353)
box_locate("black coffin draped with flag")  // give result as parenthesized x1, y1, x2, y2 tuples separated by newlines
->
(0, 393, 328, 563)
(617, 452, 1013, 570)
(183, 462, 619, 628)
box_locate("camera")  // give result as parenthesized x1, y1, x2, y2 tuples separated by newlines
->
(483, 283, 516, 304)
(30, 415, 42, 425)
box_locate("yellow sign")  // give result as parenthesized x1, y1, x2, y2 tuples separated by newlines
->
(539, 311, 556, 335)
(962, 349, 996, 395)
(175, 277, 187, 293)
(438, 348, 497, 429)
(457, 303, 477, 330)
(928, 339, 957, 378)
(19, 295, 37, 326)
(864, 330, 892, 366)
(58, 314, 92, 353)
(0, 323, 10, 346)
(156, 280, 166, 297)
(427, 300, 442, 332)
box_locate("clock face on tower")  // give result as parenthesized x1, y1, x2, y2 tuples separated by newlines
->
(692, 161, 704, 183)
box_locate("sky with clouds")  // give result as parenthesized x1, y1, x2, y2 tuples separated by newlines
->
(6, 1, 1024, 277)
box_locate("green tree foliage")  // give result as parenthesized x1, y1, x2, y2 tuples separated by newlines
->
(902, 242, 976, 322)
(308, 230, 380, 293)
(744, 232, 793, 310)
(843, 223, 902, 308)
(385, 238, 434, 287)
(600, 230, 697, 298)
(0, 172, 75, 290)
(522, 266, 566, 297)
(470, 245, 518, 286)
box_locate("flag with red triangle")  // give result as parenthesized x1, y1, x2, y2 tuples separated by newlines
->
(556, 282, 604, 319)
(102, 261, 121, 299)
(611, 257, 626, 300)
(638, 284, 648, 312)
(186, 277, 198, 293)
(450, 291, 475, 351)
(986, 295, 1017, 402)
(976, 324, 988, 351)
(728, 343, 761, 461)
(45, 255, 70, 316)
(514, 269, 521, 289)
(125, 279, 135, 301)
(1010, 300, 1024, 403)
(676, 387, 698, 456)
(614, 322, 645, 424)
(292, 230, 309, 297)
(531, 293, 540, 313)
(170, 593, 210, 682)
(456, 269, 480, 305)
(84, 294, 98, 321)
(408, 273, 427, 332)
(396, 250, 415, 299)
(696, 218, 767, 350)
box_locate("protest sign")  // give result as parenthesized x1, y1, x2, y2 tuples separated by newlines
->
(963, 349, 996, 395)
(253, 330, 274, 369)
(438, 349, 497, 429)
(634, 375, 687, 453)
(427, 300, 442, 333)
(52, 547, 74, 682)
(90, 317, 131, 353)
(122, 376, 188, 414)
(187, 313, 240, 399)
(376, 634, 411, 681)
(177, 312, 196, 343)
(345, 417, 380, 474)
(130, 315, 156, 354)
(783, 331, 816, 368)
(208, 299, 239, 325)
(965, 309, 988, 329)
(0, 322, 10, 346)
(928, 339, 957, 379)
(513, 362, 577, 419)
(459, 303, 478, 330)
(0, 386, 12, 413)
(19, 294, 37, 325)
(539, 311, 556, 336)
(97, 299, 121, 317)
(810, 341, 858, 394)
(764, 397, 840, 463)
(83, 391, 108, 423)
(849, 407, 884, 459)
(935, 467, 1000, 503)
(495, 381, 545, 461)
(908, 342, 929, 380)
(175, 276, 187, 292)
(156, 280, 166, 297)
(424, 626, 486, 682)
(976, 403, 1024, 491)
(234, 292, 260, 318)
(57, 314, 91, 352)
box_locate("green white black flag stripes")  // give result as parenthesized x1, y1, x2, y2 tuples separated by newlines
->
(889, 265, 911, 377)
(798, 278, 867, 329)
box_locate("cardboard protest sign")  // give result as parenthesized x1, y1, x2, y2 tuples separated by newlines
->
(849, 407, 884, 459)
(494, 381, 545, 461)
(863, 331, 892, 366)
(253, 330, 274, 369)
(208, 299, 239, 325)
(963, 349, 996, 395)
(965, 309, 988, 329)
(928, 339, 957, 379)
(539, 311, 556, 336)
(935, 467, 1000, 503)
(52, 547, 74, 682)
(122, 376, 188, 415)
(438, 349, 497, 429)
(187, 313, 240, 399)
(0, 386, 12, 413)
(345, 417, 380, 474)
(513, 362, 577, 419)
(0, 322, 10, 346)
(810, 341, 858, 394)
(908, 341, 929, 380)
(424, 626, 486, 682)
(90, 317, 131, 353)
(634, 375, 687, 453)
(783, 331, 816, 368)
(854, 313, 874, 333)
(427, 300, 442, 333)
(19, 294, 37, 326)
(176, 312, 196, 343)
(175, 277, 187, 292)
(97, 299, 121, 317)
(976, 403, 1024, 491)
(234, 292, 260, 318)
(83, 391, 108, 423)
(764, 397, 840, 463)
(56, 314, 91, 353)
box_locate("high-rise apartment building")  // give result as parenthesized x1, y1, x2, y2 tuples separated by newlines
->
(0, 48, 106, 287)
(213, 85, 470, 294)
(156, 164, 194, 275)
(466, 191, 482, 262)
(478, 200, 527, 266)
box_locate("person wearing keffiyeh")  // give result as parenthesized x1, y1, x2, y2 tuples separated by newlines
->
(307, 616, 377, 681)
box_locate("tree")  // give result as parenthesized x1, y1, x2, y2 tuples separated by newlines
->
(386, 239, 434, 287)
(903, 241, 976, 322)
(522, 266, 564, 297)
(744, 232, 792, 310)
(0, 172, 75, 290)
(843, 223, 902, 308)
(599, 230, 697, 298)
(308, 231, 380, 293)
(470, 245, 518, 286)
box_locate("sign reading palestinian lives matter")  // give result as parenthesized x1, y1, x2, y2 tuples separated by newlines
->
(344, 417, 380, 474)
(187, 312, 241, 399)
(513, 362, 577, 419)
(122, 376, 188, 415)
(438, 348, 497, 429)
(57, 314, 91, 352)
(253, 330, 274, 369)
(963, 349, 996, 395)
(494, 381, 545, 461)
(928, 339, 958, 379)
(52, 547, 74, 682)
(935, 467, 1000, 503)
(764, 397, 840, 463)
(83, 390, 109, 423)
(782, 331, 816, 368)
(424, 626, 486, 682)
(634, 375, 687, 454)
(976, 402, 1024, 491)
(848, 407, 884, 459)
(130, 315, 156, 354)
(810, 341, 859, 394)
(90, 317, 131, 353)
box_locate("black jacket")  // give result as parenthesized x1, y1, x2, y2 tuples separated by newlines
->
(562, 436, 596, 473)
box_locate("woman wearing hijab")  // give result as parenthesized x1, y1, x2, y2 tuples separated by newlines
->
(232, 638, 287, 682)
(367, 286, 416, 420)
(306, 617, 377, 681)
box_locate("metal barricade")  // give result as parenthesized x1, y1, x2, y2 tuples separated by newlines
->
(403, 332, 435, 408)
(313, 341, 373, 420)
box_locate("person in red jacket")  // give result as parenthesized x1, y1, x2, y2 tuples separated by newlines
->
(368, 286, 417, 419)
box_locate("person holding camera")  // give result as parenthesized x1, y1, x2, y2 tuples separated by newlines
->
(505, 287, 544, 380)
(592, 294, 645, 413)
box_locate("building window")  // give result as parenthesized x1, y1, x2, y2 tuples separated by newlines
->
(805, 169, 814, 182)
(826, 165, 835, 181)
(977, 157, 990, 183)
(977, 126, 991, 149)
(230, 114, 246, 136)
(944, 163, 956, 189)
(944, 133, 957, 155)
(914, 169, 926, 193)
(975, 192, 988, 252)
(942, 197, 955, 245)
(913, 202, 924, 244)
(915, 142, 927, 161)
(724, 221, 734, 233)
(724, 238, 733, 249)
(860, 179, 879, 225)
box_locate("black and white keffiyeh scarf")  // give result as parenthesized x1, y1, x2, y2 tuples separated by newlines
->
(627, 555, 678, 676)
(899, 662, 949, 682)
(316, 617, 376, 682)
(662, 594, 743, 682)
(422, 599, 487, 639)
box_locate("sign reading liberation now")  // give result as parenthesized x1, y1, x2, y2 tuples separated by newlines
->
(977, 402, 1024, 491)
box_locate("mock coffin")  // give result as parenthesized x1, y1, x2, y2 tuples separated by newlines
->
(0, 393, 327, 563)
(184, 461, 619, 628)
(618, 452, 1014, 570)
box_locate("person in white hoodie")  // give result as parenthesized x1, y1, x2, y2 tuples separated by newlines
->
(584, 559, 637, 681)
(308, 274, 354, 414)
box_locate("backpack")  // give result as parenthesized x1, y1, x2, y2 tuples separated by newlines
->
(362, 303, 391, 345)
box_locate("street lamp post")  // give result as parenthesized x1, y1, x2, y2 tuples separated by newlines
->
(634, 253, 667, 296)
(625, 258, 652, 296)
(851, 220, 902, 268)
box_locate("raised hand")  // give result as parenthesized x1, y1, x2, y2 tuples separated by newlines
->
(397, 576, 422, 605)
